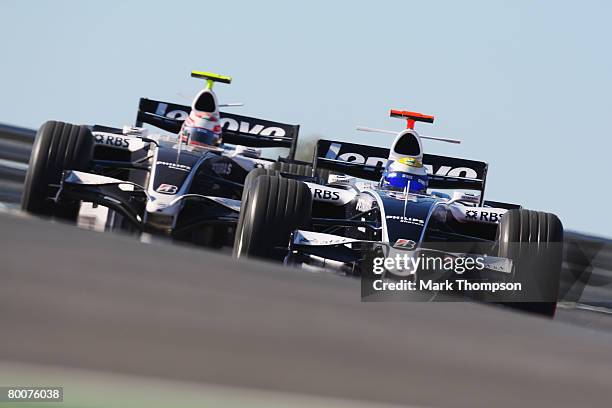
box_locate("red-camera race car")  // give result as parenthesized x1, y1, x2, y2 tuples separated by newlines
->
(234, 109, 564, 316)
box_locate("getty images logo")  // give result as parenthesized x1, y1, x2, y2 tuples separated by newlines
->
(155, 103, 286, 137)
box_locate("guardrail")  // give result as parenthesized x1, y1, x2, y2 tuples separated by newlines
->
(0, 123, 35, 160)
(0, 122, 610, 306)
(561, 232, 612, 306)
(0, 123, 34, 203)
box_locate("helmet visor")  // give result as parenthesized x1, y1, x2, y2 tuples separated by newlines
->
(382, 172, 428, 193)
(185, 127, 220, 147)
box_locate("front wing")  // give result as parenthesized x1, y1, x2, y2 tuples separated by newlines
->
(60, 171, 240, 232)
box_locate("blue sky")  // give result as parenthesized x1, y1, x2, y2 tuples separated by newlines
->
(1, 0, 611, 237)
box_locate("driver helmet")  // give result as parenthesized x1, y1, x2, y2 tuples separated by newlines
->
(380, 157, 429, 194)
(180, 89, 222, 147)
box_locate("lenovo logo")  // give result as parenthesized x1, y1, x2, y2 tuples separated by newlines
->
(155, 103, 286, 137)
(323, 143, 479, 179)
(220, 118, 286, 137)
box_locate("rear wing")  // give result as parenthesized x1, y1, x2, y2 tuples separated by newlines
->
(313, 139, 488, 195)
(135, 98, 300, 158)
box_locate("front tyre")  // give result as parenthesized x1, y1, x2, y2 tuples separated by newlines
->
(233, 175, 312, 261)
(496, 209, 563, 317)
(271, 161, 330, 184)
(21, 121, 94, 221)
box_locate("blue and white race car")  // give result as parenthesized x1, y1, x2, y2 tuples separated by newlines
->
(234, 109, 564, 316)
(21, 71, 311, 248)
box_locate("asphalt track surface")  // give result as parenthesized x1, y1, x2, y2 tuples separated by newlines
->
(2, 211, 612, 407)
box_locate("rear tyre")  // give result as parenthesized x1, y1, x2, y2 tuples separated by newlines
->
(21, 121, 94, 221)
(233, 175, 312, 261)
(496, 209, 563, 317)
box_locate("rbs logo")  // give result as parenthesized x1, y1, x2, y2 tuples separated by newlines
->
(313, 189, 340, 201)
(94, 134, 130, 148)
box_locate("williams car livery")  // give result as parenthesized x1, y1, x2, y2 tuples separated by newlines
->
(21, 71, 302, 248)
(233, 109, 564, 316)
